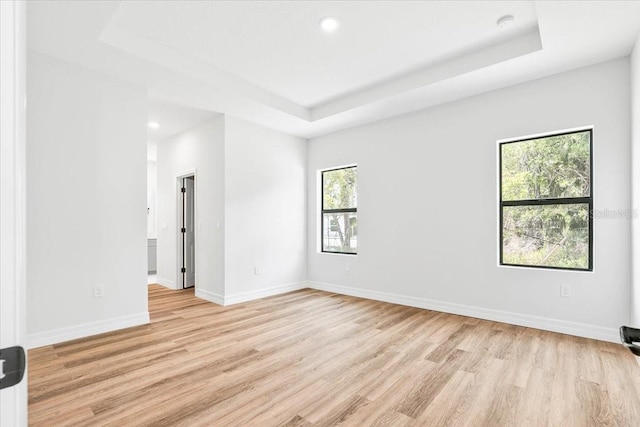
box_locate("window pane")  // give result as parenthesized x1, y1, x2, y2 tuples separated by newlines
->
(502, 203, 589, 269)
(501, 131, 590, 201)
(322, 213, 357, 253)
(323, 167, 357, 210)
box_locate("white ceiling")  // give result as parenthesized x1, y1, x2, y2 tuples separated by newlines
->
(27, 1, 640, 140)
(107, 1, 539, 108)
(146, 100, 219, 161)
(147, 100, 219, 144)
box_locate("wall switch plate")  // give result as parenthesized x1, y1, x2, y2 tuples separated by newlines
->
(344, 263, 350, 272)
(560, 283, 572, 298)
(254, 266, 260, 275)
(93, 284, 104, 298)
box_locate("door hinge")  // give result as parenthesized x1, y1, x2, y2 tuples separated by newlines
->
(181, 227, 186, 233)
(0, 346, 26, 390)
(181, 187, 186, 193)
(181, 267, 186, 273)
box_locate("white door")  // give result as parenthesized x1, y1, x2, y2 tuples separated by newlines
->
(182, 177, 195, 288)
(0, 1, 28, 425)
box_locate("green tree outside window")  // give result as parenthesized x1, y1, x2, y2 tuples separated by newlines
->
(322, 166, 357, 254)
(500, 130, 592, 270)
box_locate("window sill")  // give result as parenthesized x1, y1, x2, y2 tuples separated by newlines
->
(319, 251, 357, 256)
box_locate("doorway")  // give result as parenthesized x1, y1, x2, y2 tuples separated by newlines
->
(179, 175, 195, 289)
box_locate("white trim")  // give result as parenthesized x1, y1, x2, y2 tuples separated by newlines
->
(176, 169, 197, 179)
(155, 276, 178, 290)
(27, 312, 150, 349)
(308, 281, 619, 343)
(224, 282, 307, 305)
(319, 163, 357, 173)
(0, 1, 27, 425)
(496, 125, 594, 144)
(195, 288, 225, 306)
(194, 282, 307, 306)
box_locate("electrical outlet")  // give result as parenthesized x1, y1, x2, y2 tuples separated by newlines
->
(560, 283, 572, 298)
(344, 263, 350, 272)
(254, 266, 260, 275)
(93, 284, 104, 298)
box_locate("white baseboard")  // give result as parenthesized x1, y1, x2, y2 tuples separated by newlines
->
(224, 281, 307, 305)
(308, 281, 619, 343)
(155, 276, 177, 290)
(28, 311, 150, 349)
(194, 282, 307, 306)
(195, 288, 225, 305)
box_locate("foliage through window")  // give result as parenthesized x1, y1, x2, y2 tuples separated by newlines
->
(500, 129, 592, 270)
(322, 166, 357, 254)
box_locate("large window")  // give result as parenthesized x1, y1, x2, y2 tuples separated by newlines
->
(322, 166, 357, 254)
(499, 129, 592, 271)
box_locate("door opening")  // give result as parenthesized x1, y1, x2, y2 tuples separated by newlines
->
(180, 175, 195, 289)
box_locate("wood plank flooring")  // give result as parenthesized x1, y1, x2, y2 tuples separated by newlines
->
(28, 285, 640, 426)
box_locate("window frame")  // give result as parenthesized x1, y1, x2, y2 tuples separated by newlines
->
(321, 165, 357, 255)
(499, 128, 593, 272)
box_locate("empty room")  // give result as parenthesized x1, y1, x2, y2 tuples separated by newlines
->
(3, 0, 640, 425)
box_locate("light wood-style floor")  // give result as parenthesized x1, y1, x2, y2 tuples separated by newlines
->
(29, 285, 640, 426)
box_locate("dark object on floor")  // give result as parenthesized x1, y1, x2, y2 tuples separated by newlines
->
(620, 326, 640, 356)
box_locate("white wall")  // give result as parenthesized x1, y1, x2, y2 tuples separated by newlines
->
(147, 160, 157, 239)
(631, 34, 640, 327)
(308, 58, 631, 342)
(156, 116, 306, 303)
(224, 116, 307, 302)
(27, 52, 148, 347)
(156, 116, 225, 297)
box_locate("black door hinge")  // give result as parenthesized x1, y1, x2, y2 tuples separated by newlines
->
(181, 187, 186, 193)
(181, 227, 186, 233)
(181, 267, 186, 273)
(0, 346, 26, 390)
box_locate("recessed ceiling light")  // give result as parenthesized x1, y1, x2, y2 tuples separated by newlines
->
(319, 16, 339, 33)
(497, 15, 515, 29)
(148, 122, 160, 129)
